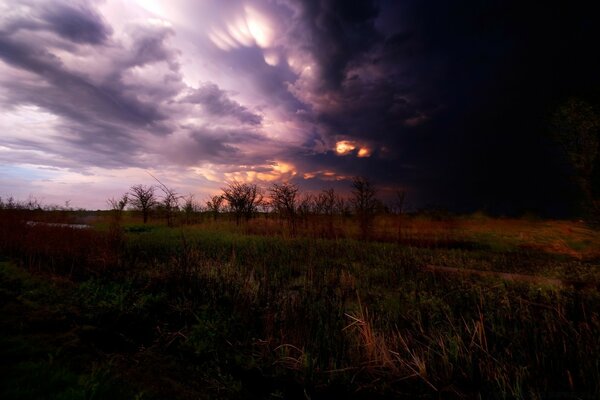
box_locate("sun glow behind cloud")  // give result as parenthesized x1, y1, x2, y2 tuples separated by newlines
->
(223, 161, 297, 183)
(335, 140, 356, 154)
(207, 6, 274, 51)
(335, 140, 372, 157)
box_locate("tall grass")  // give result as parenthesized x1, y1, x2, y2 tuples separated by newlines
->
(1, 208, 600, 398)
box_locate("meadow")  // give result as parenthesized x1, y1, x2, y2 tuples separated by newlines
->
(1, 207, 600, 399)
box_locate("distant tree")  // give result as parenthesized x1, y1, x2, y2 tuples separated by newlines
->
(393, 190, 406, 215)
(107, 193, 128, 244)
(206, 194, 224, 221)
(221, 180, 263, 224)
(269, 182, 299, 233)
(315, 188, 341, 237)
(149, 173, 180, 227)
(316, 188, 337, 216)
(107, 194, 128, 222)
(297, 193, 315, 226)
(129, 184, 157, 224)
(182, 194, 199, 225)
(393, 189, 406, 241)
(551, 97, 600, 223)
(259, 198, 272, 217)
(0, 196, 15, 210)
(351, 177, 378, 239)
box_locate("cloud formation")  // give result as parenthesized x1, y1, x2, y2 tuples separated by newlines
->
(0, 0, 598, 213)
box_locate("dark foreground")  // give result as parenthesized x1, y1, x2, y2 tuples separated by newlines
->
(1, 213, 600, 399)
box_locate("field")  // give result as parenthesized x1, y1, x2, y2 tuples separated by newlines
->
(1, 209, 600, 399)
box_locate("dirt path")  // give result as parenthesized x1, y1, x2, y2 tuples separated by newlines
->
(422, 264, 566, 288)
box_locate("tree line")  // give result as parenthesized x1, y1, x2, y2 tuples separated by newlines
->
(109, 177, 405, 239)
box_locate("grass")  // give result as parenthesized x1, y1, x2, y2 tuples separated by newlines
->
(1, 210, 600, 398)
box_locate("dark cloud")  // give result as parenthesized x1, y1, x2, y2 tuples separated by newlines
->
(0, 0, 112, 45)
(281, 0, 600, 215)
(184, 82, 262, 125)
(40, 1, 112, 44)
(298, 0, 380, 89)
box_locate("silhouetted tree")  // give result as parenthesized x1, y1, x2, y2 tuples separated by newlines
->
(269, 182, 299, 233)
(129, 184, 157, 224)
(316, 188, 337, 216)
(394, 189, 406, 241)
(206, 194, 224, 221)
(315, 188, 340, 237)
(149, 173, 180, 227)
(351, 177, 378, 239)
(107, 194, 128, 221)
(297, 193, 314, 227)
(107, 193, 128, 245)
(182, 194, 199, 225)
(221, 180, 263, 224)
(551, 97, 600, 223)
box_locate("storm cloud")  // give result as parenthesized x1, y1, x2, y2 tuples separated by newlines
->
(0, 0, 598, 212)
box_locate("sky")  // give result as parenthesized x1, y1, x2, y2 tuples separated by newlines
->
(0, 0, 598, 213)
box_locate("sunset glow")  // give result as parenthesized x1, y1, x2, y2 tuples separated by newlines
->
(335, 141, 356, 155)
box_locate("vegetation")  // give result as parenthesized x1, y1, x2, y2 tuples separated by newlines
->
(551, 97, 600, 224)
(1, 186, 600, 399)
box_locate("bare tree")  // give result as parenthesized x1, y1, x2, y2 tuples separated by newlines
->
(315, 188, 340, 237)
(206, 194, 224, 220)
(107, 193, 128, 245)
(393, 190, 406, 215)
(221, 180, 263, 225)
(148, 173, 180, 227)
(182, 194, 199, 225)
(129, 184, 157, 224)
(316, 188, 337, 216)
(351, 177, 378, 240)
(393, 190, 406, 241)
(297, 193, 314, 227)
(107, 193, 128, 223)
(269, 182, 299, 233)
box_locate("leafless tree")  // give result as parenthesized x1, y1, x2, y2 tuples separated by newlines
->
(269, 182, 299, 233)
(206, 194, 224, 220)
(351, 177, 378, 240)
(221, 180, 263, 224)
(148, 173, 180, 227)
(393, 190, 406, 215)
(315, 188, 341, 237)
(297, 193, 314, 227)
(106, 193, 128, 244)
(316, 188, 337, 216)
(129, 184, 157, 224)
(107, 193, 128, 222)
(259, 199, 272, 217)
(182, 194, 199, 225)
(335, 195, 350, 216)
(393, 189, 406, 241)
